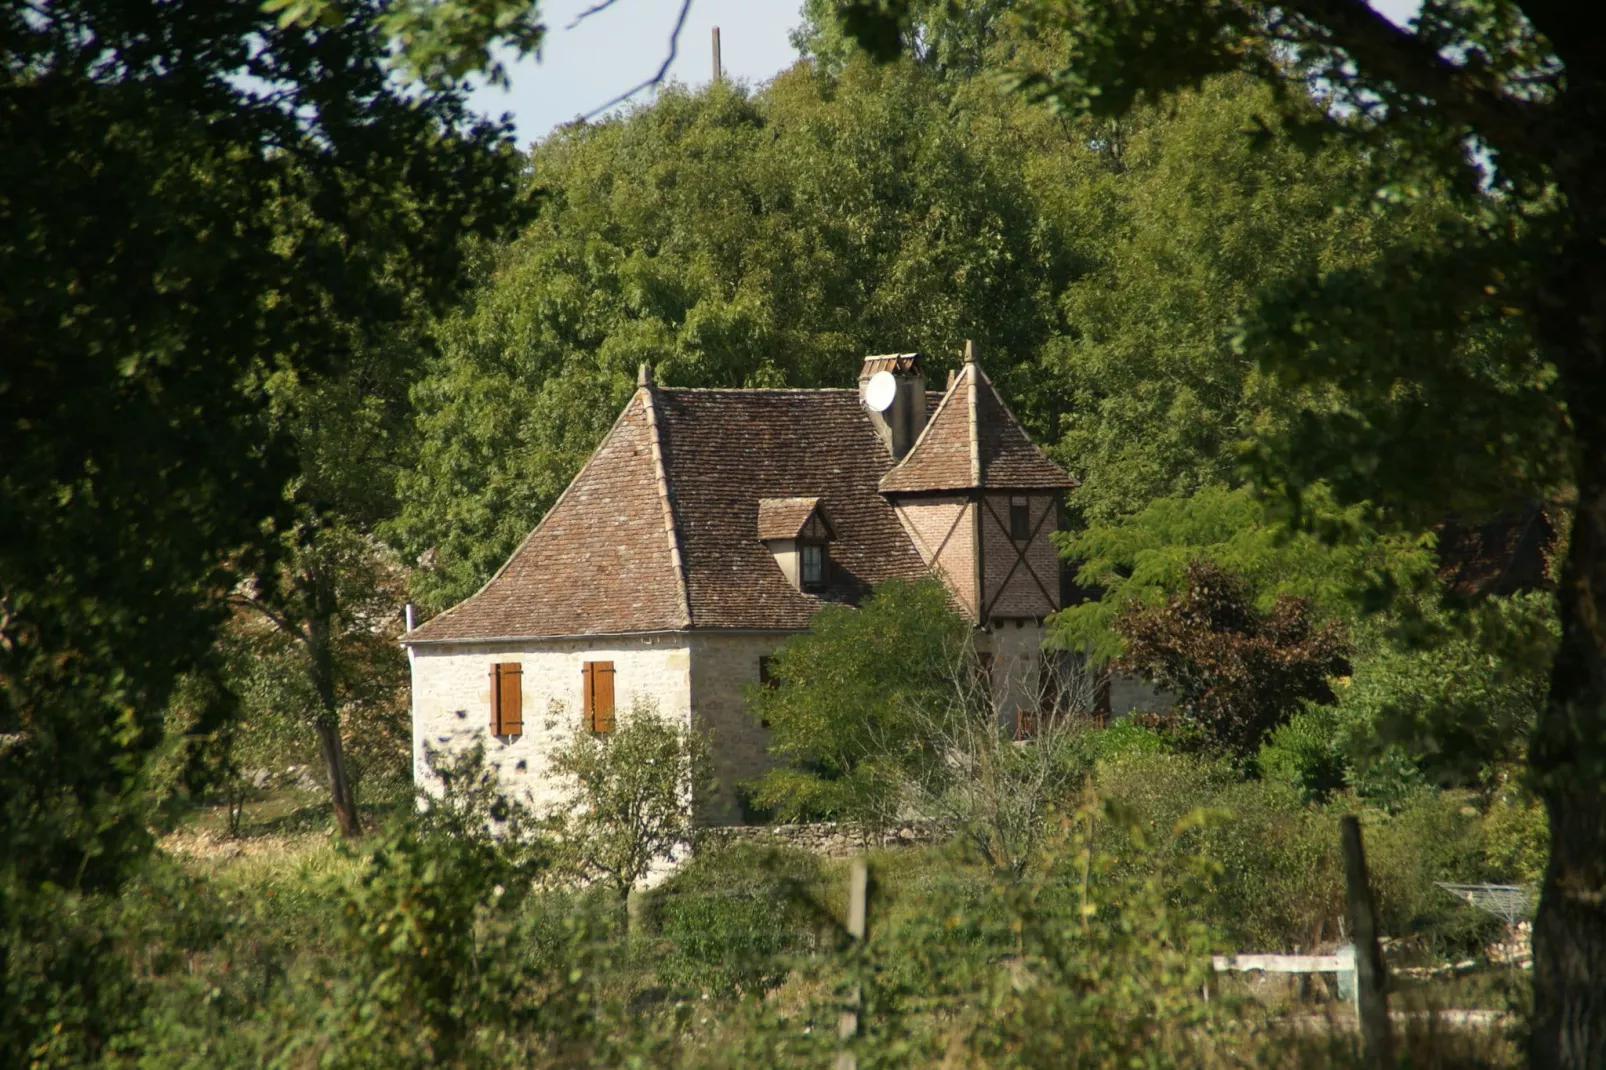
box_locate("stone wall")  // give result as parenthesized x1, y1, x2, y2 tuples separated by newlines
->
(1107, 673, 1175, 720)
(409, 634, 694, 813)
(703, 821, 943, 859)
(688, 630, 795, 825)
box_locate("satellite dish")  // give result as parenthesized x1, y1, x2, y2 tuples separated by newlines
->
(864, 370, 898, 413)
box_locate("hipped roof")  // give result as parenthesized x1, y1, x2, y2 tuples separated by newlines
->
(879, 360, 1076, 494)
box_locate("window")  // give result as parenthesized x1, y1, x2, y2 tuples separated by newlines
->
(800, 542, 825, 588)
(489, 662, 523, 737)
(582, 661, 616, 734)
(1010, 496, 1031, 541)
(758, 656, 778, 727)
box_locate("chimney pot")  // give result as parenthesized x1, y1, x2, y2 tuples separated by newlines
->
(858, 353, 927, 460)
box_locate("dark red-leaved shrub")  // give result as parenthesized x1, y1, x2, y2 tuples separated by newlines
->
(1115, 561, 1350, 758)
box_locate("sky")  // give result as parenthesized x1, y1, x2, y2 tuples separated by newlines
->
(468, 0, 1426, 150)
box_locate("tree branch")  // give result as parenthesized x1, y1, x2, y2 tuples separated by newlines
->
(581, 0, 694, 121)
(1278, 0, 1553, 164)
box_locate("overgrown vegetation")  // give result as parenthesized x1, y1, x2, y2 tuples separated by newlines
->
(5, 0, 1585, 1063)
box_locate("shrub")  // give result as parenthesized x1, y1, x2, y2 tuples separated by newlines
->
(1115, 561, 1350, 759)
(550, 697, 711, 903)
(650, 844, 824, 999)
(749, 579, 970, 827)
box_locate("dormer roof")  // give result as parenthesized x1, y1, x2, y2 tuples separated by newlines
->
(879, 357, 1077, 494)
(757, 497, 836, 542)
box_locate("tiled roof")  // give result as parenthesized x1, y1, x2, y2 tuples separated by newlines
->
(405, 392, 689, 642)
(407, 359, 1071, 642)
(655, 389, 932, 630)
(757, 497, 834, 541)
(880, 361, 1076, 494)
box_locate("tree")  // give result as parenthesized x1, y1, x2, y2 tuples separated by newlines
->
(749, 579, 970, 829)
(836, 2, 1606, 1054)
(1115, 561, 1350, 759)
(231, 317, 433, 837)
(0, 0, 522, 1055)
(391, 65, 1062, 609)
(549, 697, 711, 904)
(894, 649, 1099, 879)
(1051, 483, 1435, 663)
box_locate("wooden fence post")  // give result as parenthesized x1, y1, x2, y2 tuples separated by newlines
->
(1341, 815, 1394, 1069)
(837, 857, 868, 1070)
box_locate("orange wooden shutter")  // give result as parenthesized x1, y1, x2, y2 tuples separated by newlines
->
(593, 662, 615, 733)
(498, 663, 523, 735)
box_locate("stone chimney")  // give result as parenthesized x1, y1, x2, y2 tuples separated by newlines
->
(858, 353, 927, 460)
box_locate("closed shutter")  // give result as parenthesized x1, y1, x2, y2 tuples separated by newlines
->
(498, 663, 523, 735)
(592, 662, 616, 734)
(490, 663, 523, 736)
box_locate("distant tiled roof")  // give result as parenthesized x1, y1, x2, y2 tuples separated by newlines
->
(408, 387, 938, 641)
(406, 391, 690, 642)
(1437, 504, 1556, 598)
(757, 497, 834, 541)
(880, 360, 1076, 494)
(656, 389, 932, 630)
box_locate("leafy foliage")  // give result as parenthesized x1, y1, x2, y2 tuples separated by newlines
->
(749, 579, 970, 826)
(550, 698, 711, 902)
(1052, 483, 1435, 663)
(1114, 561, 1351, 758)
(0, 0, 523, 1057)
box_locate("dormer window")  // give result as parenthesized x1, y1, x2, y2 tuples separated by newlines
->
(801, 542, 825, 588)
(757, 497, 837, 592)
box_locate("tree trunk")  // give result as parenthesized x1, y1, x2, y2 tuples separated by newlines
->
(1529, 240, 1606, 1068)
(304, 570, 361, 839)
(314, 715, 360, 839)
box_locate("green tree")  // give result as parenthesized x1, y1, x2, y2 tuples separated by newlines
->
(392, 65, 1061, 610)
(0, 0, 521, 1056)
(1051, 484, 1435, 663)
(750, 579, 970, 827)
(837, 0, 1605, 1059)
(550, 697, 711, 905)
(230, 318, 434, 837)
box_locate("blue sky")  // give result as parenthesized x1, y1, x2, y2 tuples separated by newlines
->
(468, 0, 1425, 149)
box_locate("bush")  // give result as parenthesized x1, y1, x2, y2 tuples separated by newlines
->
(1113, 561, 1350, 759)
(650, 844, 824, 999)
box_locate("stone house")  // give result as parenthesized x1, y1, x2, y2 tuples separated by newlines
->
(403, 349, 1133, 823)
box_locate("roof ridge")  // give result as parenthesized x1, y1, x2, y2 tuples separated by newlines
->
(967, 361, 981, 486)
(970, 361, 1068, 484)
(406, 389, 646, 641)
(641, 384, 693, 629)
(657, 386, 861, 395)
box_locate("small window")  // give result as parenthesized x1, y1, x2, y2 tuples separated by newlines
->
(1010, 497, 1031, 541)
(800, 542, 825, 588)
(490, 662, 523, 737)
(582, 661, 616, 734)
(757, 656, 778, 727)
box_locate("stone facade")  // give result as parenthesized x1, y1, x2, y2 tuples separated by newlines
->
(410, 629, 797, 825)
(978, 492, 1060, 620)
(410, 634, 695, 813)
(892, 495, 977, 616)
(688, 630, 793, 823)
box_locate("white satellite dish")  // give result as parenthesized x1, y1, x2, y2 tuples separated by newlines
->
(864, 370, 898, 413)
